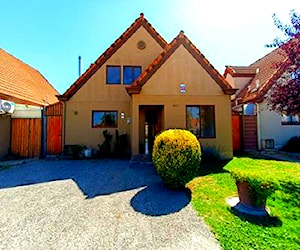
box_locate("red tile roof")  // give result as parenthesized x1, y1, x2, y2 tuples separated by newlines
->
(231, 48, 288, 103)
(224, 66, 257, 77)
(0, 48, 59, 106)
(58, 13, 168, 101)
(127, 31, 236, 95)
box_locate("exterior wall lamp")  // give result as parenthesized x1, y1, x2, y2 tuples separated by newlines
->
(120, 112, 125, 119)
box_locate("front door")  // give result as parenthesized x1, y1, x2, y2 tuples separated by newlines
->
(139, 105, 163, 154)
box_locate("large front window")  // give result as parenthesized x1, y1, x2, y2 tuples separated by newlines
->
(123, 66, 142, 84)
(92, 111, 118, 128)
(186, 106, 215, 138)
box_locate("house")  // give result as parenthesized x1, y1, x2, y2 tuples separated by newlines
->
(0, 48, 59, 158)
(58, 14, 236, 159)
(226, 47, 300, 151)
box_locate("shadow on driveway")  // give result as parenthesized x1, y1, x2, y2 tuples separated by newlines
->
(0, 159, 190, 216)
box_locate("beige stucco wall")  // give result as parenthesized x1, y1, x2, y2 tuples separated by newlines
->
(64, 26, 164, 149)
(131, 45, 233, 158)
(258, 102, 300, 149)
(0, 116, 11, 157)
(226, 74, 252, 100)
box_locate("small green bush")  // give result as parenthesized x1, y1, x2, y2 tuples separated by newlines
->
(152, 129, 201, 189)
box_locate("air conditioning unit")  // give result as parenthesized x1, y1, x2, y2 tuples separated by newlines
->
(0, 99, 16, 114)
(261, 139, 274, 149)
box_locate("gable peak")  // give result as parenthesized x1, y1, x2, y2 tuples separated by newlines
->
(127, 30, 236, 95)
(58, 14, 168, 101)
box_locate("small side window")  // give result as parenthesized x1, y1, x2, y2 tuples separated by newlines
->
(107, 66, 121, 84)
(281, 114, 300, 125)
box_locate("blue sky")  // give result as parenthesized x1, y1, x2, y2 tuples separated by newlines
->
(1, 0, 298, 94)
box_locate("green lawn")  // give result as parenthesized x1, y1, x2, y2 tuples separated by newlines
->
(187, 157, 300, 250)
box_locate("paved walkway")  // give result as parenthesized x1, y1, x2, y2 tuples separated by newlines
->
(248, 150, 300, 163)
(0, 160, 220, 250)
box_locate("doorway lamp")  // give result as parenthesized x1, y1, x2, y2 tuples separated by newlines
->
(120, 112, 125, 119)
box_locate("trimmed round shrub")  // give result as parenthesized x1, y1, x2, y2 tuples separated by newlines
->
(152, 129, 201, 189)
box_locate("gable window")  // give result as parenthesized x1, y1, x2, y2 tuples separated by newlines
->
(123, 66, 142, 84)
(92, 111, 118, 128)
(107, 66, 121, 84)
(281, 114, 300, 125)
(186, 106, 215, 138)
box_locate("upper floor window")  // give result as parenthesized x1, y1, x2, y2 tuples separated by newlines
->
(244, 103, 256, 115)
(107, 66, 121, 84)
(123, 66, 142, 85)
(92, 111, 118, 128)
(186, 105, 216, 138)
(281, 114, 300, 125)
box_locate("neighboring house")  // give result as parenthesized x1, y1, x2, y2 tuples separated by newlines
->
(0, 48, 59, 158)
(58, 14, 236, 159)
(225, 48, 300, 151)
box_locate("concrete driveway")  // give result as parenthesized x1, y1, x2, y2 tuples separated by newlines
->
(0, 159, 220, 249)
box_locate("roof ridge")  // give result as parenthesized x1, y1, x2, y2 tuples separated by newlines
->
(127, 31, 236, 95)
(59, 14, 168, 100)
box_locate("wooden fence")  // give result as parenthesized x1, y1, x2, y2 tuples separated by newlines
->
(10, 102, 63, 158)
(11, 118, 41, 157)
(232, 114, 242, 151)
(45, 102, 63, 155)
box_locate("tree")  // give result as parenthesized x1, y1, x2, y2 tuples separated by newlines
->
(266, 10, 300, 115)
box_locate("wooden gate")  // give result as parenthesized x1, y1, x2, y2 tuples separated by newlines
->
(45, 102, 63, 155)
(11, 118, 41, 157)
(244, 115, 257, 150)
(232, 114, 242, 151)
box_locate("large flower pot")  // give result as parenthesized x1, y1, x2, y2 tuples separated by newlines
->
(237, 181, 266, 209)
(226, 181, 269, 217)
(236, 181, 266, 209)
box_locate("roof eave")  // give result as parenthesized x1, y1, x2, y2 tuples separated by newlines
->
(57, 95, 69, 101)
(126, 86, 141, 95)
(223, 88, 238, 95)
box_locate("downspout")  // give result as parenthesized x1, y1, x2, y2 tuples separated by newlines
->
(256, 103, 261, 150)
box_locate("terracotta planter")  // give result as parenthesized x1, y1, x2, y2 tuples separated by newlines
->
(237, 181, 266, 209)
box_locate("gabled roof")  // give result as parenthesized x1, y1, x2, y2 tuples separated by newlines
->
(232, 48, 288, 103)
(127, 31, 236, 95)
(0, 48, 59, 106)
(224, 66, 257, 78)
(59, 13, 168, 101)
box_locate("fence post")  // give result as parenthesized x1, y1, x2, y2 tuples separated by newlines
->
(40, 108, 47, 158)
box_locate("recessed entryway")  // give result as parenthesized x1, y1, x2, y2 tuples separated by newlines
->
(139, 105, 164, 155)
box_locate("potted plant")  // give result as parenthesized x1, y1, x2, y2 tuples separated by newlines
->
(232, 173, 278, 209)
(225, 158, 279, 216)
